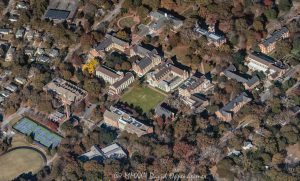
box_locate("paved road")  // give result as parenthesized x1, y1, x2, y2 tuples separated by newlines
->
(1, 107, 29, 129)
(2, 0, 14, 16)
(280, 64, 300, 83)
(92, 0, 125, 30)
(279, 2, 300, 24)
(82, 103, 97, 120)
(64, 43, 81, 62)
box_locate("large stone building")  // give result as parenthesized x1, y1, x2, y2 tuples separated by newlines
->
(131, 45, 162, 77)
(146, 61, 189, 92)
(108, 72, 134, 96)
(215, 92, 252, 122)
(103, 106, 153, 137)
(89, 34, 129, 58)
(43, 78, 87, 105)
(178, 74, 213, 97)
(178, 73, 212, 109)
(258, 27, 289, 54)
(95, 65, 123, 84)
(245, 52, 286, 80)
(221, 64, 260, 90)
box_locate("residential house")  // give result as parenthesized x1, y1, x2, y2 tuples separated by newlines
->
(242, 141, 255, 150)
(37, 55, 50, 63)
(146, 60, 189, 92)
(0, 90, 11, 98)
(48, 48, 59, 58)
(15, 28, 25, 39)
(90, 34, 130, 58)
(35, 48, 45, 55)
(245, 52, 286, 80)
(5, 83, 18, 92)
(24, 47, 35, 57)
(221, 64, 260, 90)
(215, 92, 252, 122)
(95, 65, 123, 84)
(131, 45, 162, 77)
(259, 27, 289, 54)
(16, 1, 29, 9)
(14, 77, 27, 85)
(0, 28, 12, 35)
(108, 72, 134, 96)
(8, 14, 18, 22)
(0, 43, 10, 57)
(24, 30, 34, 41)
(5, 46, 16, 62)
(103, 106, 153, 137)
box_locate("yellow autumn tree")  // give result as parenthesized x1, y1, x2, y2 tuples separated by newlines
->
(82, 58, 98, 74)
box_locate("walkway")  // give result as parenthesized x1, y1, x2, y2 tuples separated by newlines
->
(92, 0, 125, 30)
(1, 107, 29, 129)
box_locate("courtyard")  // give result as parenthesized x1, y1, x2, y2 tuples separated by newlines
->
(121, 85, 166, 113)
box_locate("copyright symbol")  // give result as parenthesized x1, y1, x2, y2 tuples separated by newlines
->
(114, 172, 122, 178)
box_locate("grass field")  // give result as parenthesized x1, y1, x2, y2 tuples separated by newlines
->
(121, 86, 165, 113)
(0, 149, 44, 181)
(119, 17, 135, 28)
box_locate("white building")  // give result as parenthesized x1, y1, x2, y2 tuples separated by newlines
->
(108, 73, 134, 95)
(95, 66, 123, 84)
(246, 52, 286, 80)
(80, 143, 127, 161)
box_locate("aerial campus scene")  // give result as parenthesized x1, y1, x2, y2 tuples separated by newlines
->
(0, 0, 299, 180)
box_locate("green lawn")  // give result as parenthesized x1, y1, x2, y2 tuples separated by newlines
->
(121, 86, 165, 113)
(0, 148, 44, 181)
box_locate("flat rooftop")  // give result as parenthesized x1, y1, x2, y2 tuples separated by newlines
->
(43, 0, 78, 20)
(43, 78, 87, 104)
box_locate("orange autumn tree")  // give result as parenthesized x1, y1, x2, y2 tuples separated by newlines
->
(82, 58, 98, 74)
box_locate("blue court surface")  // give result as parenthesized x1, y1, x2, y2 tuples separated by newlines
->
(13, 117, 62, 148)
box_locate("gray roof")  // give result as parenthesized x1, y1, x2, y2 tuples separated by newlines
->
(194, 25, 225, 42)
(248, 52, 275, 64)
(220, 92, 251, 115)
(132, 44, 159, 58)
(180, 74, 206, 91)
(111, 72, 134, 89)
(149, 10, 183, 31)
(95, 34, 128, 51)
(137, 57, 152, 70)
(44, 9, 70, 20)
(223, 65, 248, 83)
(0, 28, 12, 34)
(262, 27, 289, 46)
(96, 66, 120, 79)
(245, 75, 260, 87)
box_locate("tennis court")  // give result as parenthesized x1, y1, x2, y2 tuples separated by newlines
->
(13, 117, 62, 148)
